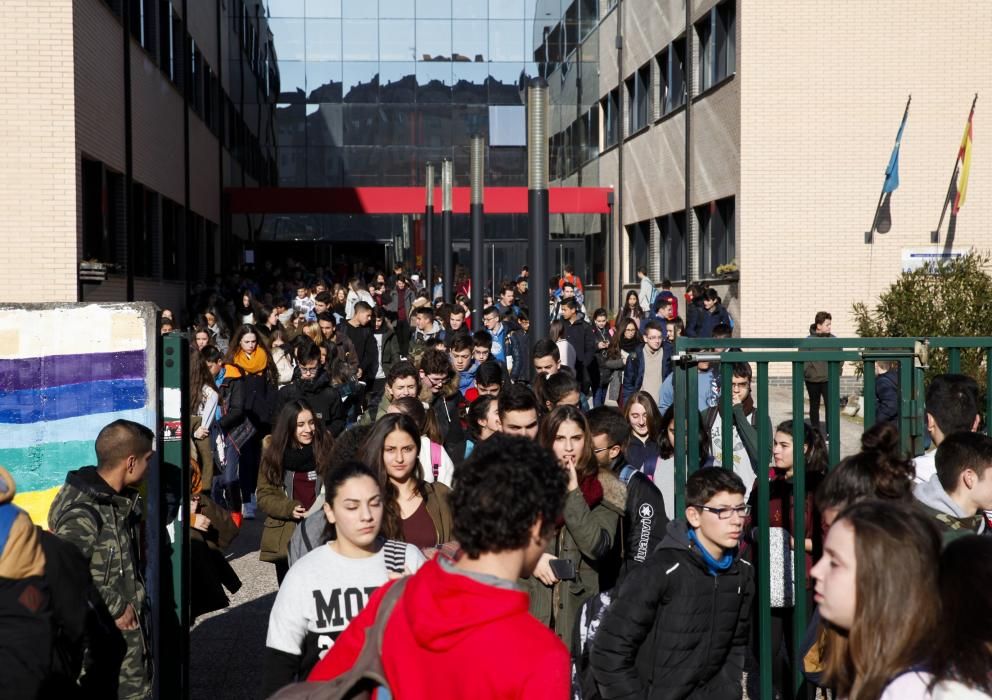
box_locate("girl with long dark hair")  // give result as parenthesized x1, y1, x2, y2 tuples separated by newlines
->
(524, 405, 624, 650)
(358, 413, 453, 552)
(256, 400, 333, 583)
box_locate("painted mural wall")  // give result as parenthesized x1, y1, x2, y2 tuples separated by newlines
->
(0, 303, 158, 527)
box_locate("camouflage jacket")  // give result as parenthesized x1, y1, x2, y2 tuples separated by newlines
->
(48, 466, 145, 620)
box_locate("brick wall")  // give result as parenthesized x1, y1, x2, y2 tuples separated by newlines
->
(0, 0, 78, 302)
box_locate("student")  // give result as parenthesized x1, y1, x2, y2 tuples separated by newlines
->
(268, 328, 296, 388)
(695, 288, 733, 338)
(344, 300, 378, 393)
(409, 305, 443, 358)
(810, 501, 941, 700)
(591, 468, 754, 699)
(368, 306, 399, 412)
(498, 383, 542, 439)
(358, 413, 453, 553)
(449, 334, 478, 397)
(926, 536, 992, 698)
(262, 462, 427, 696)
(658, 350, 718, 415)
(525, 405, 624, 650)
(471, 360, 505, 399)
(537, 371, 582, 412)
(533, 338, 562, 378)
(703, 362, 766, 497)
(256, 400, 332, 584)
(417, 348, 467, 464)
(504, 309, 530, 384)
(617, 290, 644, 328)
(190, 348, 220, 491)
(465, 395, 501, 458)
(913, 373, 981, 484)
(636, 266, 654, 313)
(914, 431, 992, 544)
(472, 329, 494, 366)
(653, 406, 716, 520)
(591, 308, 614, 407)
(48, 420, 156, 699)
(587, 407, 669, 583)
(561, 298, 598, 395)
(803, 311, 834, 440)
(624, 391, 662, 477)
(482, 306, 509, 364)
(549, 319, 576, 369)
(621, 320, 667, 406)
(307, 436, 572, 698)
(362, 361, 421, 424)
(386, 396, 454, 488)
(273, 340, 345, 436)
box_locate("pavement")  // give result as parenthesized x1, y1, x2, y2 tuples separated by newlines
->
(186, 385, 865, 700)
(190, 516, 277, 700)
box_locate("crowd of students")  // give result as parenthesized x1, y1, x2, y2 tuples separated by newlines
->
(3, 257, 991, 700)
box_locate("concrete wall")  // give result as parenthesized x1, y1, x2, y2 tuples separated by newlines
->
(0, 303, 158, 527)
(740, 0, 992, 343)
(0, 0, 78, 303)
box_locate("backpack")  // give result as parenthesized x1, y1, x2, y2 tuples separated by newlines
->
(430, 442, 442, 482)
(268, 578, 409, 700)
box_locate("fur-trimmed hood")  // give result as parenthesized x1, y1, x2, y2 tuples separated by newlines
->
(597, 468, 627, 514)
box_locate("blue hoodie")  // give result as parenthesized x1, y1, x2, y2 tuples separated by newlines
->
(457, 361, 479, 395)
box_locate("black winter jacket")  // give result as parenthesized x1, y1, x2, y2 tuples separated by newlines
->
(273, 370, 345, 435)
(565, 318, 599, 389)
(591, 520, 753, 700)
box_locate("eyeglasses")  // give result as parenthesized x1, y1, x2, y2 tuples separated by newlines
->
(691, 504, 751, 519)
(300, 365, 320, 376)
(593, 444, 618, 454)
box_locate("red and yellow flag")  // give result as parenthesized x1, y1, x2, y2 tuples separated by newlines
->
(953, 102, 975, 214)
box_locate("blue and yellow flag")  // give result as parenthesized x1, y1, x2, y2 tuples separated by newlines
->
(883, 97, 911, 193)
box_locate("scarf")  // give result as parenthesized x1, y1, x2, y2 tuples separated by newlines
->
(620, 334, 643, 354)
(225, 347, 269, 378)
(557, 472, 604, 528)
(283, 443, 315, 473)
(688, 528, 735, 576)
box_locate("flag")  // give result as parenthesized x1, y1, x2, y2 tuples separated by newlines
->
(883, 101, 910, 193)
(952, 104, 975, 214)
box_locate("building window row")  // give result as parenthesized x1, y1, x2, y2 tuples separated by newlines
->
(696, 0, 736, 92)
(626, 196, 734, 283)
(82, 158, 225, 282)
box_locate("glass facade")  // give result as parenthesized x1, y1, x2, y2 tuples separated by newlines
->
(243, 0, 603, 285)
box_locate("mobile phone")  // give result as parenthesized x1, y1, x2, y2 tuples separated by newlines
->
(549, 558, 576, 581)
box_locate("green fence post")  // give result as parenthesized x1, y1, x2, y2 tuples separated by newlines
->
(720, 360, 734, 468)
(687, 365, 700, 472)
(948, 347, 962, 374)
(156, 332, 189, 700)
(757, 362, 773, 700)
(791, 362, 808, 698)
(826, 361, 841, 466)
(898, 359, 914, 455)
(675, 360, 688, 516)
(862, 361, 876, 428)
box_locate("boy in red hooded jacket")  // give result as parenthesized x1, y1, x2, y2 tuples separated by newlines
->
(308, 436, 572, 698)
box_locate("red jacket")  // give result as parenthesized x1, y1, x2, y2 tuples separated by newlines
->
(308, 558, 570, 699)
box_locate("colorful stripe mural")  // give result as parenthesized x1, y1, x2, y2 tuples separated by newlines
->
(0, 303, 158, 527)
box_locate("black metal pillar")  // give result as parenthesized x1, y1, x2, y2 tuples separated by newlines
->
(441, 159, 453, 302)
(527, 79, 550, 346)
(470, 136, 485, 327)
(122, 0, 134, 301)
(424, 162, 434, 294)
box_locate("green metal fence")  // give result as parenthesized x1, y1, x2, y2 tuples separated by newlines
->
(671, 336, 992, 700)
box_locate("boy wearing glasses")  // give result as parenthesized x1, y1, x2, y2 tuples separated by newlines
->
(703, 363, 770, 498)
(591, 468, 754, 700)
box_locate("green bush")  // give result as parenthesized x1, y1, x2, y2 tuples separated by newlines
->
(852, 251, 992, 386)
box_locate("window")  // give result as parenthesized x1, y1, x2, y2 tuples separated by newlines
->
(81, 159, 109, 261)
(162, 199, 181, 281)
(626, 63, 649, 134)
(696, 13, 713, 91)
(602, 87, 620, 148)
(697, 197, 735, 276)
(669, 35, 686, 112)
(627, 221, 649, 283)
(716, 0, 736, 81)
(660, 210, 686, 281)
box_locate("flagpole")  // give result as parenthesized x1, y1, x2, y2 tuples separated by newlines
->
(866, 94, 911, 244)
(932, 93, 978, 244)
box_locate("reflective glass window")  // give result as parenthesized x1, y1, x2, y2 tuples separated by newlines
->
(378, 104, 416, 143)
(306, 61, 343, 102)
(416, 62, 452, 103)
(380, 0, 415, 18)
(307, 147, 344, 186)
(276, 103, 308, 146)
(489, 0, 525, 19)
(306, 19, 342, 61)
(380, 21, 416, 61)
(305, 0, 342, 17)
(342, 20, 379, 60)
(342, 146, 381, 184)
(416, 0, 451, 19)
(488, 62, 524, 104)
(453, 0, 487, 19)
(343, 62, 380, 101)
(267, 0, 305, 17)
(416, 20, 452, 61)
(379, 63, 416, 102)
(341, 0, 376, 18)
(452, 20, 487, 62)
(277, 147, 308, 185)
(277, 60, 307, 102)
(452, 62, 488, 103)
(489, 21, 525, 62)
(343, 104, 381, 145)
(488, 105, 525, 146)
(307, 103, 344, 146)
(269, 19, 305, 60)
(418, 105, 453, 146)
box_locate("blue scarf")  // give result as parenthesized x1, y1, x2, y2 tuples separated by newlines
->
(688, 528, 735, 576)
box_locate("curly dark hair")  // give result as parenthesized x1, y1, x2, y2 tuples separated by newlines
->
(450, 435, 568, 558)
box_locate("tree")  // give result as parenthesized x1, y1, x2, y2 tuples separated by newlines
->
(852, 251, 992, 386)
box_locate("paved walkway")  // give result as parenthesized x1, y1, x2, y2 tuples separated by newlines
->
(188, 387, 866, 700)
